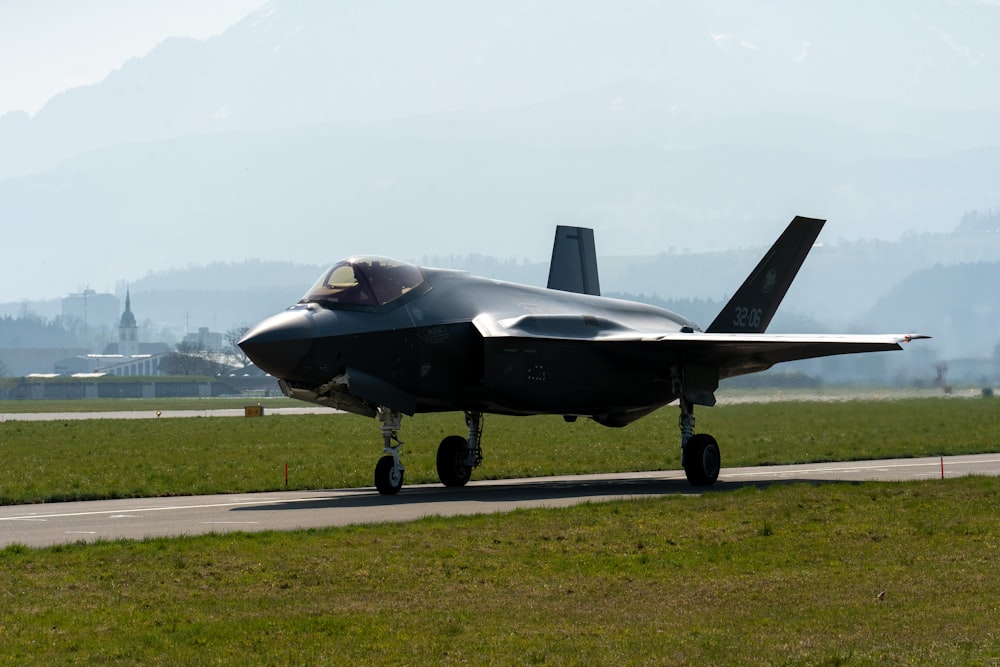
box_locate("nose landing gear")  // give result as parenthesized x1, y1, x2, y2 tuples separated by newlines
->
(374, 407, 405, 495)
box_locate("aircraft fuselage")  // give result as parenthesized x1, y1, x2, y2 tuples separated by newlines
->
(241, 266, 698, 423)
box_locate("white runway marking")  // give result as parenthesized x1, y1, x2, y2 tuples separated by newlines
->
(202, 521, 261, 525)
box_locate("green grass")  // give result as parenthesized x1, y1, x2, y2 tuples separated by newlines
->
(1, 398, 998, 505)
(1, 477, 997, 665)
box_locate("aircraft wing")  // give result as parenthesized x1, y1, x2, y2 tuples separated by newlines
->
(473, 314, 928, 377)
(626, 331, 929, 377)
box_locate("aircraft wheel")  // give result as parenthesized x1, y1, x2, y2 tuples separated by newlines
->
(684, 433, 721, 486)
(436, 435, 473, 487)
(375, 455, 404, 495)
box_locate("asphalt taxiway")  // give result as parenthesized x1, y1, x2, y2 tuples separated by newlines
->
(2, 453, 999, 548)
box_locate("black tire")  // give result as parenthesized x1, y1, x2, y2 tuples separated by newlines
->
(684, 433, 721, 486)
(436, 435, 472, 487)
(374, 455, 403, 495)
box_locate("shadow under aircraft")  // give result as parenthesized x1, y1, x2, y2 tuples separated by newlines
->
(239, 216, 928, 495)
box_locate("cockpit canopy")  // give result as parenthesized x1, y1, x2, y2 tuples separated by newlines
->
(300, 257, 427, 309)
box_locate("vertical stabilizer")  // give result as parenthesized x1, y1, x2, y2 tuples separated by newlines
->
(706, 216, 825, 333)
(547, 226, 601, 296)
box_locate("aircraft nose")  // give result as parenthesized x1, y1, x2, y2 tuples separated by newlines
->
(238, 309, 315, 379)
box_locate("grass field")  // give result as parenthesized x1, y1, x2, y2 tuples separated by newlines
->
(1, 477, 997, 664)
(1, 397, 998, 505)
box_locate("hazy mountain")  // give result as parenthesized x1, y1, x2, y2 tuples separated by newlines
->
(602, 215, 1000, 323)
(4, 0, 998, 180)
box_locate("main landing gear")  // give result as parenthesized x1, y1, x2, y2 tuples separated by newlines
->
(672, 365, 721, 486)
(372, 408, 484, 496)
(437, 411, 484, 487)
(677, 395, 721, 486)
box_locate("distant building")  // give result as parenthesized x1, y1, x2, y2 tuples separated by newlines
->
(183, 326, 223, 352)
(61, 289, 119, 330)
(58, 290, 169, 376)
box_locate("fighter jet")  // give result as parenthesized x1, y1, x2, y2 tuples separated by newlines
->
(239, 216, 927, 495)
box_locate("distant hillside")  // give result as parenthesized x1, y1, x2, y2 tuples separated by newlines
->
(601, 223, 1000, 326)
(131, 259, 322, 293)
(861, 262, 1000, 359)
(125, 260, 324, 338)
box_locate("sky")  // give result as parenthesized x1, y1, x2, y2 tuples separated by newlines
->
(0, 0, 268, 117)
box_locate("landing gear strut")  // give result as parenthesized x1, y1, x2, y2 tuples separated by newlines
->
(436, 411, 484, 487)
(674, 371, 721, 486)
(374, 407, 405, 495)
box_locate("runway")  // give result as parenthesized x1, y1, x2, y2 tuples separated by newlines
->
(3, 453, 999, 548)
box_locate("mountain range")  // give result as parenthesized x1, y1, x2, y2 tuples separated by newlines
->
(1, 0, 997, 374)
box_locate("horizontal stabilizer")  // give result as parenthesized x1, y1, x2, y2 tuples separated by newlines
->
(707, 216, 824, 334)
(547, 226, 601, 296)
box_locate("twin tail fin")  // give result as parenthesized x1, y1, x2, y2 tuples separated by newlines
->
(546, 216, 823, 336)
(707, 216, 825, 334)
(547, 226, 601, 296)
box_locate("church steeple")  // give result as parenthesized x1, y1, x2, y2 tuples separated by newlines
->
(118, 289, 139, 357)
